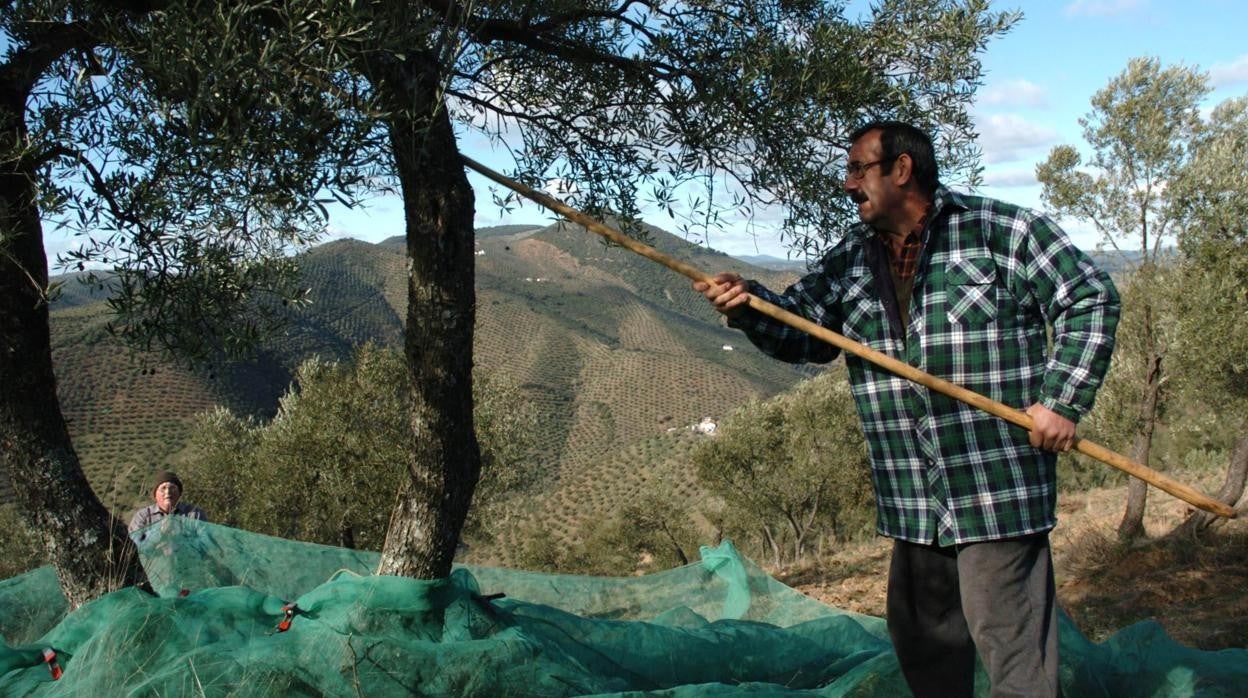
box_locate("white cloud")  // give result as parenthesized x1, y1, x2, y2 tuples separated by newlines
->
(1210, 54, 1248, 88)
(976, 114, 1060, 164)
(979, 79, 1049, 108)
(1053, 216, 1102, 251)
(983, 168, 1038, 188)
(1062, 0, 1146, 18)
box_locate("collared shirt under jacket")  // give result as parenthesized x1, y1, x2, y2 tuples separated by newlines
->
(129, 502, 208, 533)
(731, 187, 1120, 546)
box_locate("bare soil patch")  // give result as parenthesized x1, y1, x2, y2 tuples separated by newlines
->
(785, 482, 1248, 650)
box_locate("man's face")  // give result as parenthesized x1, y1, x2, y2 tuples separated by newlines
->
(843, 129, 900, 227)
(155, 482, 181, 513)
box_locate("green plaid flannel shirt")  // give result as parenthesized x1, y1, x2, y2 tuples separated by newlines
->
(732, 187, 1119, 545)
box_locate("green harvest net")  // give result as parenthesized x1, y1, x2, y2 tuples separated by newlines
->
(2, 517, 1246, 696)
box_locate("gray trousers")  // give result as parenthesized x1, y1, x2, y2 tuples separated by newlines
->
(886, 534, 1060, 698)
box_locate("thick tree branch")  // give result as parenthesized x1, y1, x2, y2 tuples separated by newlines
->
(1, 22, 96, 94)
(527, 1, 648, 32)
(2, 0, 160, 92)
(418, 0, 690, 82)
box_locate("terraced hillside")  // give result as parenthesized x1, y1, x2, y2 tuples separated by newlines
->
(45, 305, 296, 510)
(490, 427, 717, 563)
(466, 222, 813, 484)
(25, 222, 816, 519)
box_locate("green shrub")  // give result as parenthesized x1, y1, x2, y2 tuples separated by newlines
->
(691, 369, 874, 568)
(182, 344, 538, 551)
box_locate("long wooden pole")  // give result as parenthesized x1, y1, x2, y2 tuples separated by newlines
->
(462, 155, 1237, 520)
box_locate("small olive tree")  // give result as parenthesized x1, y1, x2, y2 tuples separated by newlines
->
(693, 370, 873, 568)
(1062, 267, 1181, 492)
(511, 478, 700, 576)
(1167, 96, 1248, 532)
(1037, 57, 1209, 540)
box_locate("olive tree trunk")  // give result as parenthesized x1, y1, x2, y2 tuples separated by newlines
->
(1, 78, 147, 607)
(373, 55, 482, 578)
(1172, 428, 1248, 538)
(1117, 348, 1163, 542)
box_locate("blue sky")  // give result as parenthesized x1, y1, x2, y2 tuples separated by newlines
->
(38, 1, 1248, 266)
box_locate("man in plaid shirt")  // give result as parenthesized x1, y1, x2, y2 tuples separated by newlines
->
(694, 121, 1119, 697)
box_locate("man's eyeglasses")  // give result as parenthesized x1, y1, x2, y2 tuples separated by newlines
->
(845, 156, 897, 180)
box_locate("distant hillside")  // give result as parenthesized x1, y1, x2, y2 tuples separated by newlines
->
(1086, 247, 1176, 275)
(29, 222, 814, 517)
(378, 224, 545, 248)
(48, 271, 118, 310)
(733, 254, 813, 272)
(475, 224, 546, 239)
(18, 229, 1164, 522)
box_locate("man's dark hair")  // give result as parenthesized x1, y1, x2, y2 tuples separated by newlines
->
(849, 121, 940, 194)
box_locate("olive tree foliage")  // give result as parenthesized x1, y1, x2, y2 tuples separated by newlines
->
(13, 0, 376, 357)
(692, 371, 873, 568)
(1166, 96, 1248, 530)
(182, 344, 538, 552)
(1168, 97, 1248, 408)
(1035, 57, 1210, 540)
(447, 0, 1018, 258)
(1, 0, 374, 604)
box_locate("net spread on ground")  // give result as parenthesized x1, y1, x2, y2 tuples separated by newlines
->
(1, 518, 1245, 695)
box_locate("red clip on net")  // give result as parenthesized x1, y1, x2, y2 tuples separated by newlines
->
(276, 603, 298, 633)
(42, 648, 62, 680)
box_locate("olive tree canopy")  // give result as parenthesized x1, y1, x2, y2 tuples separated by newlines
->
(2, 0, 1018, 596)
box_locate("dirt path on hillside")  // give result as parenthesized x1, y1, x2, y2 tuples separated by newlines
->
(784, 482, 1248, 650)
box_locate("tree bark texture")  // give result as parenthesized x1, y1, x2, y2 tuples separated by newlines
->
(1117, 349, 1163, 542)
(762, 524, 781, 568)
(1, 80, 147, 606)
(783, 509, 806, 564)
(373, 56, 481, 579)
(658, 521, 689, 566)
